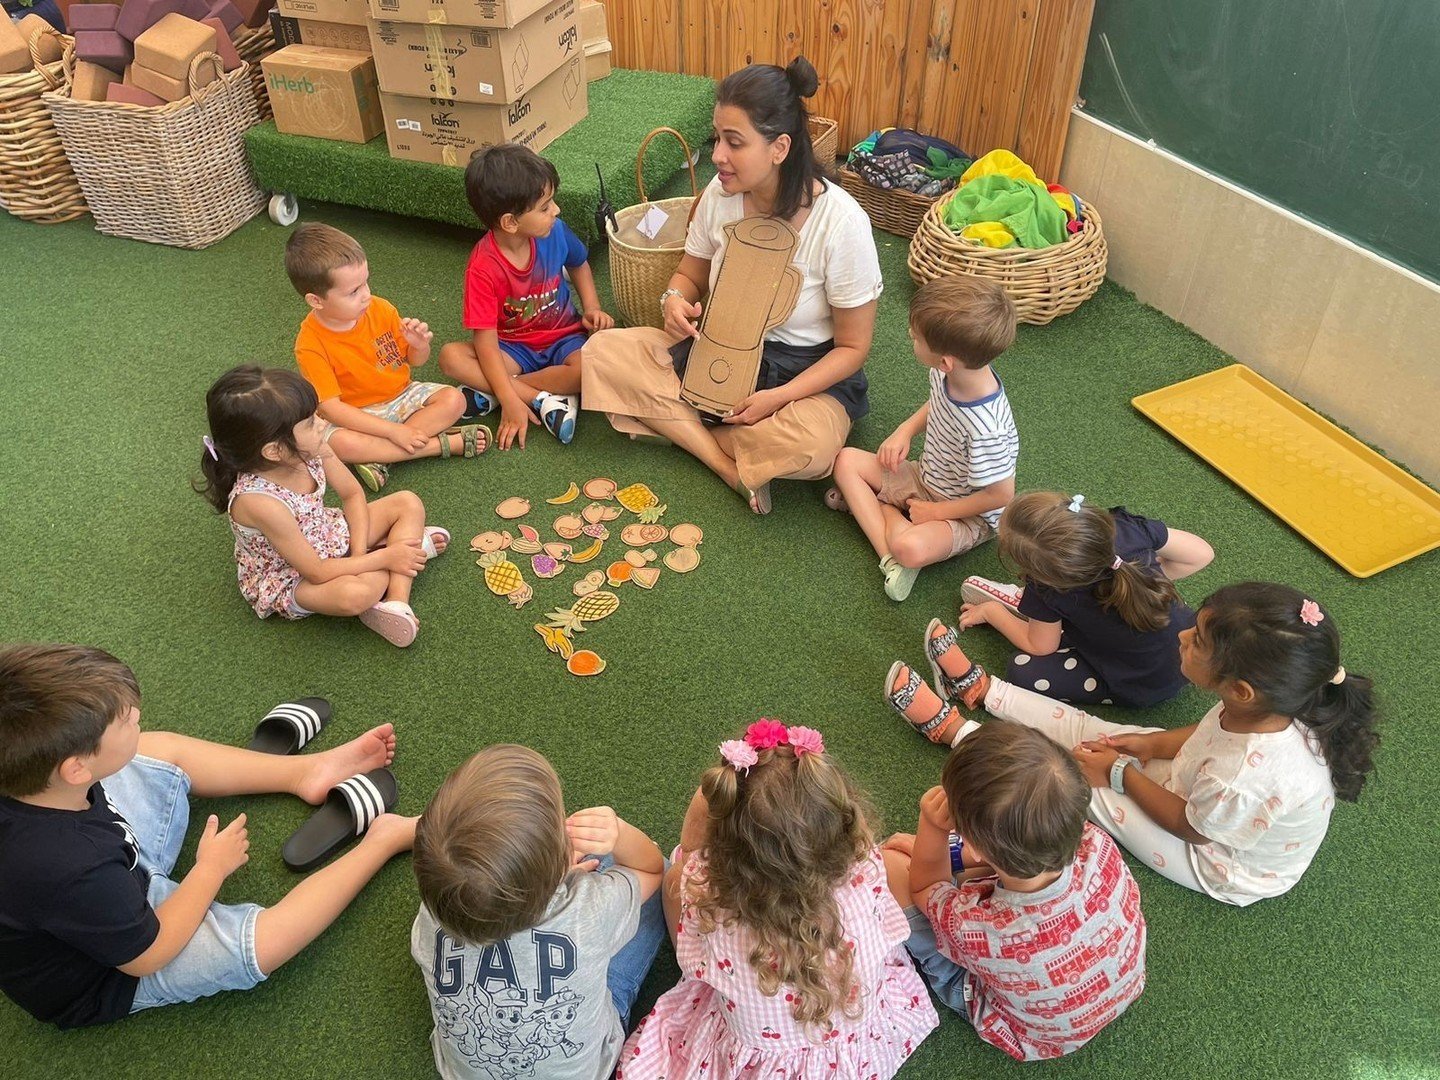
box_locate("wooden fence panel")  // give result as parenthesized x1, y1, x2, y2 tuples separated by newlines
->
(606, 0, 1091, 176)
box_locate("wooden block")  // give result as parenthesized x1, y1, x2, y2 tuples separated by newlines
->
(74, 29, 134, 73)
(200, 17, 240, 69)
(18, 14, 64, 63)
(133, 13, 217, 81)
(72, 58, 123, 98)
(68, 4, 123, 31)
(205, 0, 245, 35)
(106, 79, 168, 104)
(0, 16, 32, 73)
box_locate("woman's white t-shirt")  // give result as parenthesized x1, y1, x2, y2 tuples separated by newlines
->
(683, 175, 884, 346)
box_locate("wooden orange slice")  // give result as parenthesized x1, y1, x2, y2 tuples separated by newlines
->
(582, 477, 616, 500)
(553, 515, 585, 539)
(669, 523, 703, 547)
(621, 523, 668, 546)
(606, 561, 633, 586)
(566, 650, 607, 676)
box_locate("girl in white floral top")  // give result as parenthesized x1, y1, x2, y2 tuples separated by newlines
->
(198, 366, 447, 647)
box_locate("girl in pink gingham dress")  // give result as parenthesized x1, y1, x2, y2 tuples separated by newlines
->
(620, 722, 938, 1080)
(198, 366, 447, 647)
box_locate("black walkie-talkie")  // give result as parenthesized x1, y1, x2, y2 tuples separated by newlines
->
(594, 164, 617, 242)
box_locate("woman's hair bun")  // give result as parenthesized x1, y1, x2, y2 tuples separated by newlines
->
(785, 56, 819, 99)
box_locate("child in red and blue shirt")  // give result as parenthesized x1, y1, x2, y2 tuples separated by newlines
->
(438, 145, 614, 449)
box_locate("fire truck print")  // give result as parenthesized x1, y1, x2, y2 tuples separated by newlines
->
(1027, 971, 1112, 1020)
(1070, 996, 1120, 1036)
(962, 929, 992, 959)
(987, 970, 1044, 997)
(1117, 929, 1143, 979)
(1043, 921, 1127, 985)
(1083, 849, 1124, 917)
(997, 909, 1082, 963)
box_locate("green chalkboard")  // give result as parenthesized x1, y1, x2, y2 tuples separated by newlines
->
(1078, 3, 1440, 284)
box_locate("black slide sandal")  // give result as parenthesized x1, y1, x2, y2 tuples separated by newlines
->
(246, 698, 332, 756)
(282, 767, 398, 872)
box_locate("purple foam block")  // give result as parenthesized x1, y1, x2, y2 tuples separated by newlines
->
(205, 0, 244, 35)
(73, 29, 133, 74)
(68, 3, 122, 32)
(115, 0, 185, 42)
(178, 0, 212, 21)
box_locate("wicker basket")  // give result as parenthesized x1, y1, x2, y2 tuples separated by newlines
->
(45, 49, 264, 249)
(233, 24, 277, 121)
(0, 27, 86, 223)
(607, 126, 699, 330)
(837, 165, 936, 238)
(908, 193, 1108, 325)
(808, 114, 838, 166)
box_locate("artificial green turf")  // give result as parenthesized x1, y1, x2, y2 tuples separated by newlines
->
(244, 68, 715, 238)
(1, 189, 1437, 1080)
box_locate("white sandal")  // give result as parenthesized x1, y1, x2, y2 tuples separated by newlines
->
(359, 601, 419, 647)
(421, 526, 450, 561)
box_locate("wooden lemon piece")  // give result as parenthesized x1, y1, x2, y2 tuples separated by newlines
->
(632, 566, 661, 589)
(553, 515, 585, 539)
(583, 477, 616, 500)
(566, 650, 606, 677)
(546, 482, 580, 505)
(496, 496, 531, 519)
(669, 523, 703, 547)
(663, 546, 700, 573)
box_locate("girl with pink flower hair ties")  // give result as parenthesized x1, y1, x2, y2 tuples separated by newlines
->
(619, 722, 938, 1079)
(886, 582, 1380, 906)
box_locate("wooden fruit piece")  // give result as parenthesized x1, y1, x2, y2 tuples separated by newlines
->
(496, 496, 531, 519)
(543, 542, 573, 560)
(632, 566, 661, 589)
(546, 482, 580, 504)
(606, 561, 633, 585)
(663, 546, 700, 573)
(583, 477, 616, 500)
(583, 502, 622, 523)
(615, 483, 659, 513)
(624, 549, 648, 568)
(669, 523, 703, 547)
(512, 523, 543, 554)
(566, 650, 606, 676)
(569, 538, 604, 563)
(621, 523, 668, 545)
(572, 570, 605, 596)
(582, 523, 610, 540)
(532, 554, 563, 578)
(470, 530, 512, 552)
(553, 515, 585, 539)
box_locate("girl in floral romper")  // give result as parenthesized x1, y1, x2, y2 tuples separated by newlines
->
(198, 366, 448, 647)
(620, 721, 938, 1079)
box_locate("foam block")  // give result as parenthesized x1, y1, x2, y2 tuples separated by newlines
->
(178, 0, 212, 21)
(116, 0, 185, 42)
(106, 80, 167, 105)
(71, 59, 123, 100)
(206, 0, 244, 35)
(200, 17, 240, 69)
(74, 29, 134, 74)
(18, 13, 64, 63)
(133, 14, 216, 81)
(0, 16, 30, 74)
(68, 4, 122, 31)
(230, 0, 271, 28)
(128, 61, 187, 100)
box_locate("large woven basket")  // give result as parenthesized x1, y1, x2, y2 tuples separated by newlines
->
(808, 114, 838, 167)
(607, 126, 699, 330)
(908, 193, 1108, 325)
(45, 49, 264, 249)
(837, 164, 936, 238)
(0, 26, 86, 223)
(233, 24, 276, 121)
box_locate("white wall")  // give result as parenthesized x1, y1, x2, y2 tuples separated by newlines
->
(1060, 111, 1440, 485)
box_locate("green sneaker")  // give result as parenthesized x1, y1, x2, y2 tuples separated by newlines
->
(880, 555, 919, 602)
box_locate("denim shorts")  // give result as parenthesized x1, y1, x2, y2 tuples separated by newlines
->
(904, 904, 974, 1021)
(498, 331, 586, 375)
(102, 754, 267, 1013)
(321, 380, 449, 442)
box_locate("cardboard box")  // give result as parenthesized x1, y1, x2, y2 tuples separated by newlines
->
(275, 0, 370, 27)
(134, 14, 217, 81)
(577, 0, 603, 43)
(261, 44, 383, 142)
(368, 0, 577, 104)
(71, 59, 123, 100)
(364, 0, 549, 29)
(19, 14, 64, 63)
(269, 11, 371, 53)
(70, 4, 123, 32)
(380, 53, 584, 165)
(583, 37, 608, 81)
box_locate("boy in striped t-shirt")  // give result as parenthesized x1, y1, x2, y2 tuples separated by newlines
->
(830, 276, 1019, 601)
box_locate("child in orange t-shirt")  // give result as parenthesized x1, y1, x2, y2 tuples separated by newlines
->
(286, 223, 489, 491)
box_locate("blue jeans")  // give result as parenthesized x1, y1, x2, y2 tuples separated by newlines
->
(600, 856, 669, 1026)
(904, 905, 973, 1020)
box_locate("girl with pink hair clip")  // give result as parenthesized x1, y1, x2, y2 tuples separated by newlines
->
(620, 721, 937, 1078)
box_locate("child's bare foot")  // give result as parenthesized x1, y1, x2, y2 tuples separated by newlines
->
(885, 661, 968, 745)
(296, 724, 397, 804)
(360, 812, 418, 857)
(924, 620, 991, 709)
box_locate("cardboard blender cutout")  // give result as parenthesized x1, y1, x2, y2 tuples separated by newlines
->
(680, 217, 802, 418)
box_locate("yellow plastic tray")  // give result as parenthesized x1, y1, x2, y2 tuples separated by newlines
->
(1133, 365, 1440, 577)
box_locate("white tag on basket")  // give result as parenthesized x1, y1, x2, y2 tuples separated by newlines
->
(635, 204, 670, 241)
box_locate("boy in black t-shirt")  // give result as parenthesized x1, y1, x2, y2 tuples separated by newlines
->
(0, 643, 417, 1028)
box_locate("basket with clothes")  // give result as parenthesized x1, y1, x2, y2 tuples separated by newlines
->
(907, 149, 1107, 325)
(837, 128, 972, 237)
